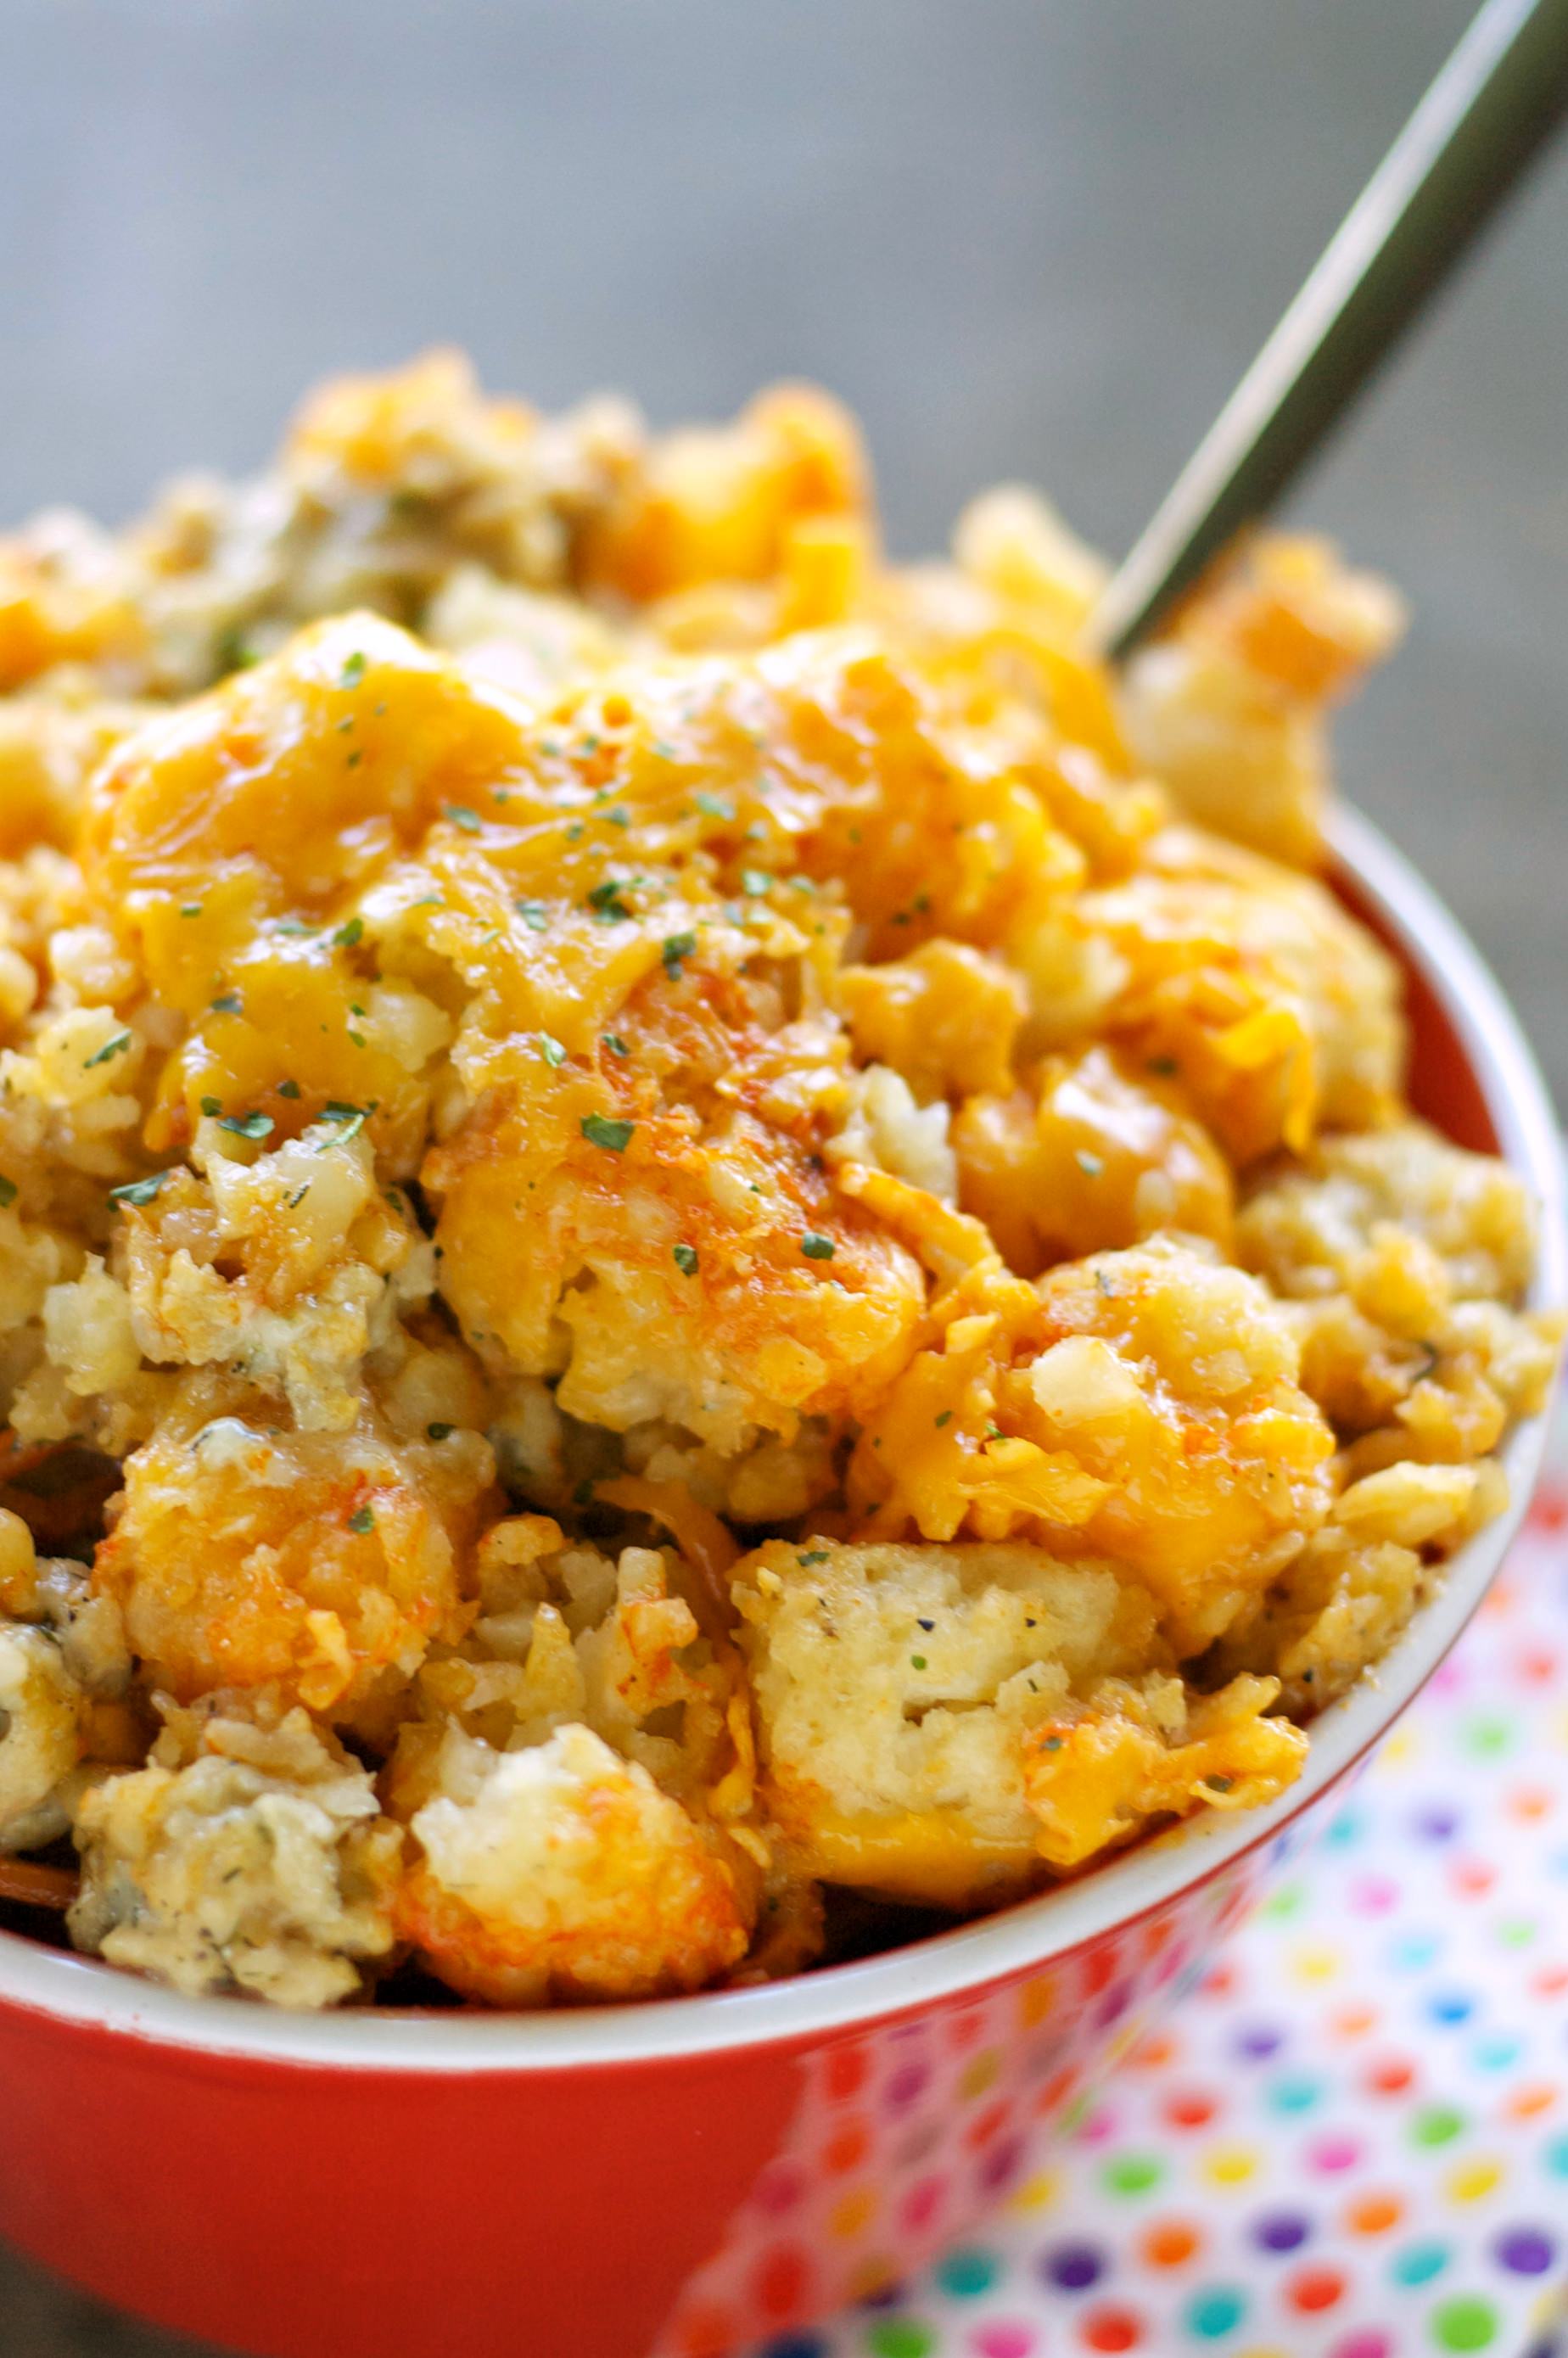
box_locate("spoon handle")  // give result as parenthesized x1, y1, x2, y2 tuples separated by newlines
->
(1091, 0, 1568, 659)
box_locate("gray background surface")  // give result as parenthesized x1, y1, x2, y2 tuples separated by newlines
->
(0, 2, 1564, 2351)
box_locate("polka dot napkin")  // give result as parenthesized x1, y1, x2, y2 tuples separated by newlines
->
(746, 1405, 1568, 2358)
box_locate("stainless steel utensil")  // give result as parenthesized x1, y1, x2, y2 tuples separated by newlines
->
(1091, 0, 1568, 659)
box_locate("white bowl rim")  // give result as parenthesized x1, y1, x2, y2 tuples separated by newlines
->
(0, 803, 1560, 2072)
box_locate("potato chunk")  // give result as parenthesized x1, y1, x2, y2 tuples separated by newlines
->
(954, 1043, 1233, 1271)
(1080, 826, 1405, 1162)
(395, 1722, 753, 2005)
(734, 1537, 1158, 1907)
(69, 1703, 400, 2008)
(1238, 1122, 1558, 1453)
(838, 938, 1027, 1104)
(736, 1537, 1305, 1902)
(0, 1621, 84, 1852)
(849, 1238, 1336, 1655)
(92, 1378, 495, 1718)
(1022, 1672, 1307, 1868)
(1118, 535, 1404, 866)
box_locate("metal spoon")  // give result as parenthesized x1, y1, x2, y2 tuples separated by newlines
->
(1090, 0, 1568, 660)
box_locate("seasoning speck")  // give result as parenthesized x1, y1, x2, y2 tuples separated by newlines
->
(581, 1114, 635, 1153)
(83, 1029, 132, 1069)
(109, 1171, 172, 1209)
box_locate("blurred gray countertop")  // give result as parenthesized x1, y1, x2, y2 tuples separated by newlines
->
(1, 3, 1564, 2352)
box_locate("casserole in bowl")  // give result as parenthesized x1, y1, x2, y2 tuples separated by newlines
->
(0, 803, 1557, 2358)
(0, 359, 1558, 2356)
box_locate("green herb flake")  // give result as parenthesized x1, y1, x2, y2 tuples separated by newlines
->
(316, 1101, 370, 1149)
(581, 1114, 635, 1154)
(1146, 1055, 1179, 1076)
(800, 1232, 836, 1262)
(277, 1078, 301, 1100)
(1204, 1775, 1235, 1795)
(662, 929, 697, 977)
(672, 1243, 700, 1276)
(586, 878, 632, 921)
(109, 1171, 172, 1209)
(218, 1111, 275, 1141)
(0, 1177, 16, 1209)
(276, 920, 316, 938)
(910, 1655, 927, 1672)
(1041, 1735, 1064, 1753)
(445, 804, 483, 834)
(693, 792, 734, 821)
(348, 1505, 376, 1536)
(740, 868, 774, 897)
(1075, 1149, 1105, 1178)
(180, 904, 204, 919)
(602, 1033, 630, 1058)
(797, 1549, 829, 1567)
(427, 1422, 456, 1442)
(333, 916, 364, 949)
(514, 898, 551, 932)
(83, 1029, 133, 1070)
(210, 992, 243, 1015)
(216, 625, 257, 674)
(340, 651, 367, 688)
(933, 1409, 953, 1429)
(603, 806, 630, 830)
(536, 1033, 568, 1068)
(199, 1095, 223, 1118)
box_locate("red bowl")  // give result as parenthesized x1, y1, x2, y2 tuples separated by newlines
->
(0, 807, 1560, 2358)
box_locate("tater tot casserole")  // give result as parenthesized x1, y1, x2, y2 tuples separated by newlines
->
(0, 353, 1555, 2010)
